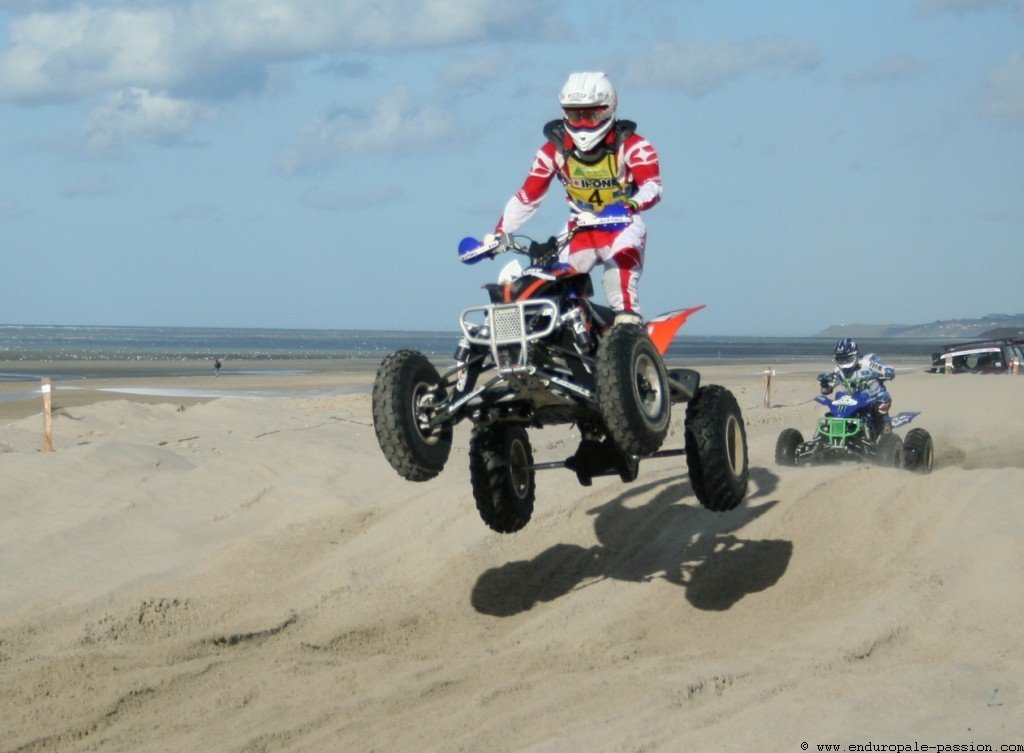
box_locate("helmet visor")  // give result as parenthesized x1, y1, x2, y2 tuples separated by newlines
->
(835, 353, 857, 369)
(563, 105, 610, 128)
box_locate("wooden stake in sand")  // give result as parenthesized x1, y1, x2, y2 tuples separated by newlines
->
(41, 377, 53, 452)
(763, 368, 775, 408)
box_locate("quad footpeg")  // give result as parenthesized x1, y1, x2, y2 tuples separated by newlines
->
(667, 368, 700, 403)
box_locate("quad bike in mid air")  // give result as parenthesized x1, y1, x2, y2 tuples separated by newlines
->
(372, 205, 749, 533)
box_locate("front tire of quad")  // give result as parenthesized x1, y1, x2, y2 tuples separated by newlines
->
(372, 350, 452, 482)
(470, 424, 536, 534)
(903, 428, 934, 473)
(874, 433, 904, 469)
(775, 428, 804, 466)
(685, 385, 749, 512)
(596, 324, 671, 457)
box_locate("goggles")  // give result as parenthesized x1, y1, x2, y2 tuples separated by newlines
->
(562, 106, 609, 128)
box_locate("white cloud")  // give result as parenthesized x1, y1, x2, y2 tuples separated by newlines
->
(0, 6, 176, 103)
(84, 87, 212, 156)
(0, 0, 551, 104)
(277, 88, 455, 176)
(622, 37, 822, 97)
(982, 51, 1024, 125)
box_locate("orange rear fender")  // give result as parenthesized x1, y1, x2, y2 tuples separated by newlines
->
(645, 305, 706, 355)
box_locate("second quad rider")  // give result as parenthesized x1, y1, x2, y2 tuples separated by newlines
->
(819, 338, 896, 437)
(491, 71, 661, 326)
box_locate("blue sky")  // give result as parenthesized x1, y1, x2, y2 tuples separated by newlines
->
(1, 0, 1021, 336)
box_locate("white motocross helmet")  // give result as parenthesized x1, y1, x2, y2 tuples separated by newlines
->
(559, 72, 617, 153)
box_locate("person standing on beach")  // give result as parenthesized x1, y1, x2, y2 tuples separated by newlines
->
(489, 72, 662, 325)
(214, 358, 222, 376)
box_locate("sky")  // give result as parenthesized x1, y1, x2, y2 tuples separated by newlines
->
(0, 0, 1022, 336)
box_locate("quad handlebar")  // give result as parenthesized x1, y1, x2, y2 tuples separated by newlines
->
(457, 204, 634, 267)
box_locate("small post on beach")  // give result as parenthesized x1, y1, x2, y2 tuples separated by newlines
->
(41, 377, 53, 452)
(763, 368, 775, 408)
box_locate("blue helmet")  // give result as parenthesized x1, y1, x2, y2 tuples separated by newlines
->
(834, 338, 859, 372)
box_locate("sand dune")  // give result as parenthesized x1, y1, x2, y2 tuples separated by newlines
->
(1, 366, 1022, 751)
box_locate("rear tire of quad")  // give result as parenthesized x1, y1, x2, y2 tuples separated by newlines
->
(470, 424, 536, 534)
(596, 324, 671, 457)
(685, 385, 749, 512)
(372, 350, 452, 482)
(775, 428, 804, 467)
(903, 428, 934, 474)
(874, 433, 904, 469)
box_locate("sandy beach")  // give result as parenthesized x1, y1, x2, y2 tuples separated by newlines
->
(1, 359, 1022, 751)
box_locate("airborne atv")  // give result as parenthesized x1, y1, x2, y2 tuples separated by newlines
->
(775, 388, 934, 473)
(372, 207, 748, 533)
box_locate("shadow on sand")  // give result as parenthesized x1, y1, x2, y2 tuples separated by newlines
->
(471, 467, 792, 617)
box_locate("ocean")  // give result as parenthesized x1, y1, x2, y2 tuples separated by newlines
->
(0, 324, 948, 381)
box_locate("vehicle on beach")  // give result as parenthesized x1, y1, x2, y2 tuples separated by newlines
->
(929, 338, 1023, 374)
(371, 207, 748, 533)
(775, 388, 933, 473)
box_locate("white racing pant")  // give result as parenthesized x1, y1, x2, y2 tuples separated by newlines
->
(558, 217, 646, 314)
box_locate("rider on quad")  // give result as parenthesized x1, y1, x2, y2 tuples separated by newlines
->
(819, 338, 896, 437)
(489, 71, 662, 326)
(370, 73, 751, 532)
(775, 340, 931, 472)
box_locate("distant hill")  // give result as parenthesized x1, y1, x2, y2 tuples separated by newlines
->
(816, 314, 1024, 339)
(978, 327, 1024, 339)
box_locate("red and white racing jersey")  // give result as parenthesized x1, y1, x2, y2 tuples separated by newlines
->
(495, 129, 662, 235)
